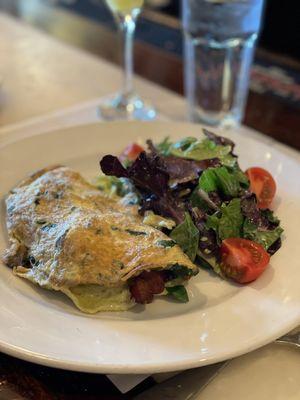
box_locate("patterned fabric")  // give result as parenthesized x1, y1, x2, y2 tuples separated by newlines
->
(58, 0, 300, 108)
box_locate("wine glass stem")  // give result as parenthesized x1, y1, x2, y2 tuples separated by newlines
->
(117, 12, 138, 98)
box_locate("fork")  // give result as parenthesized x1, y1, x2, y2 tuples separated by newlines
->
(275, 330, 300, 348)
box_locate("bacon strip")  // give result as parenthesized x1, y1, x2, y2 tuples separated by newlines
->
(129, 271, 165, 304)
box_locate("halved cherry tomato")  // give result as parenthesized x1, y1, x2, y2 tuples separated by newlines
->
(119, 143, 144, 163)
(220, 238, 270, 284)
(246, 167, 276, 209)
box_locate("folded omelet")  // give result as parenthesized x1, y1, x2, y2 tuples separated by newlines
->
(2, 166, 197, 313)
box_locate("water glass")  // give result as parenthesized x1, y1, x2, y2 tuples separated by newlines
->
(182, 0, 264, 127)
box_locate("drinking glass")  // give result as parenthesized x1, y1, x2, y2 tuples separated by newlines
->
(182, 0, 264, 127)
(100, 0, 156, 120)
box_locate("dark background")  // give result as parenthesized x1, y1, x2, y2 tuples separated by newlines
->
(150, 0, 300, 61)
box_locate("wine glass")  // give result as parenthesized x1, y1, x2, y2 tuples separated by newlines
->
(100, 0, 156, 120)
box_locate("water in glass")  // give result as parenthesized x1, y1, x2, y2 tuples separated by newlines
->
(183, 0, 264, 127)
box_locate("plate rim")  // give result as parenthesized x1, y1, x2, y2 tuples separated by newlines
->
(0, 120, 300, 374)
(0, 318, 299, 374)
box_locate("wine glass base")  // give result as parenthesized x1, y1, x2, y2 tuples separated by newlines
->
(98, 93, 156, 121)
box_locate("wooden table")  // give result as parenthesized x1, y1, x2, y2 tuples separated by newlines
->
(0, 5, 300, 400)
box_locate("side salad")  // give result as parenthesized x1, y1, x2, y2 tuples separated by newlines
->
(99, 130, 283, 286)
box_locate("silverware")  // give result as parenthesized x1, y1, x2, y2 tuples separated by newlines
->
(275, 331, 300, 348)
(133, 361, 228, 400)
(134, 329, 300, 400)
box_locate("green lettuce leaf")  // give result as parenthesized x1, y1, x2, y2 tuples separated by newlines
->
(198, 168, 218, 192)
(95, 175, 123, 196)
(219, 199, 244, 239)
(190, 189, 211, 212)
(196, 166, 241, 198)
(220, 154, 238, 168)
(206, 199, 244, 240)
(261, 209, 280, 225)
(166, 285, 189, 302)
(95, 175, 139, 204)
(213, 167, 240, 197)
(206, 213, 221, 233)
(170, 138, 235, 164)
(170, 212, 199, 261)
(243, 219, 284, 250)
(229, 165, 250, 188)
(156, 136, 173, 156)
(168, 264, 197, 278)
(196, 252, 223, 276)
(156, 136, 237, 166)
(196, 254, 213, 270)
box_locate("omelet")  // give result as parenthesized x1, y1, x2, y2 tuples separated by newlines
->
(2, 166, 197, 313)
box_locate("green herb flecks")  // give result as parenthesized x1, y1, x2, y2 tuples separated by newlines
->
(125, 229, 147, 236)
(41, 223, 57, 232)
(157, 239, 177, 248)
(36, 219, 47, 225)
(112, 260, 125, 269)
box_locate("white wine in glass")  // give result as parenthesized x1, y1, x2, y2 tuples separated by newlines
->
(99, 0, 156, 120)
(106, 0, 144, 14)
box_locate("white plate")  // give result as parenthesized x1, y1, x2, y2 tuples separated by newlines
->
(0, 121, 300, 374)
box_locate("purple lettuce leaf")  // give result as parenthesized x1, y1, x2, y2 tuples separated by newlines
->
(267, 238, 282, 255)
(100, 152, 169, 197)
(240, 194, 276, 230)
(147, 139, 221, 187)
(100, 155, 129, 178)
(100, 152, 185, 223)
(188, 205, 219, 257)
(161, 156, 221, 186)
(203, 129, 235, 151)
(140, 195, 185, 224)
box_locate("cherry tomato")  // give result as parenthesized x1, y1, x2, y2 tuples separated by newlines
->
(246, 167, 276, 209)
(220, 238, 270, 284)
(119, 143, 144, 163)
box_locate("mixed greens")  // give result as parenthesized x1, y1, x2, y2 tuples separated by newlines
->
(99, 130, 283, 294)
